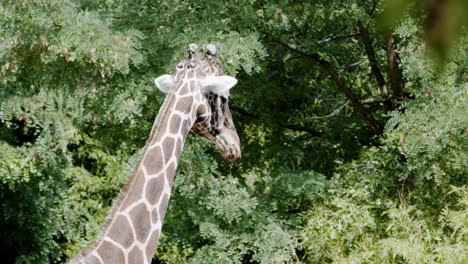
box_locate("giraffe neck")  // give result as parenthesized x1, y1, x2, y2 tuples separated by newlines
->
(70, 78, 200, 264)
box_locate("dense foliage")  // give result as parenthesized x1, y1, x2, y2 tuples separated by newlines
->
(0, 0, 466, 263)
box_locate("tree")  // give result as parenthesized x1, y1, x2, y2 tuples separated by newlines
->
(1, 0, 466, 263)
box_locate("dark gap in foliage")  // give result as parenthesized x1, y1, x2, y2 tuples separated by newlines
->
(242, 251, 255, 263)
(0, 185, 48, 263)
(0, 118, 41, 147)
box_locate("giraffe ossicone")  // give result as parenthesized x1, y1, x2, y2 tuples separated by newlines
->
(69, 43, 240, 264)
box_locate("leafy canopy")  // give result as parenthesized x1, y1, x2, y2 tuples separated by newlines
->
(0, 0, 466, 263)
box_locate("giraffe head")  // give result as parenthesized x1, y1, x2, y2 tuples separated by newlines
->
(154, 44, 241, 162)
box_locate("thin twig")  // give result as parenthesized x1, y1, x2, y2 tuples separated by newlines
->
(303, 100, 350, 121)
(283, 124, 325, 137)
(269, 219, 302, 263)
(318, 32, 359, 44)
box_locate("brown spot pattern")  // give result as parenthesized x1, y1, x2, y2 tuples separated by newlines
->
(158, 194, 170, 222)
(151, 207, 160, 225)
(162, 137, 175, 162)
(175, 97, 193, 112)
(145, 176, 165, 205)
(175, 138, 183, 159)
(177, 83, 190, 96)
(108, 215, 134, 249)
(169, 115, 182, 134)
(166, 162, 176, 188)
(128, 247, 144, 264)
(143, 146, 163, 175)
(146, 230, 160, 262)
(129, 203, 151, 243)
(180, 119, 189, 136)
(97, 241, 125, 264)
(121, 172, 145, 210)
(152, 116, 170, 144)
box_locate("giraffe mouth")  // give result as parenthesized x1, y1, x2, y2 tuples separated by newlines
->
(215, 129, 241, 162)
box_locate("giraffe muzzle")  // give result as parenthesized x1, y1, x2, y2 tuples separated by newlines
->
(215, 129, 241, 162)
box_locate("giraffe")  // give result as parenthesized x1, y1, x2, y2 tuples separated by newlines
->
(69, 43, 241, 264)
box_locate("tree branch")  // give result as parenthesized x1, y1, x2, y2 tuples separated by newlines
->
(265, 34, 384, 133)
(302, 100, 349, 121)
(230, 105, 325, 137)
(368, 0, 378, 16)
(385, 32, 405, 99)
(357, 20, 392, 112)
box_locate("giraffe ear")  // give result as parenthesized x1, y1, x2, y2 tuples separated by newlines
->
(199, 76, 237, 96)
(154, 75, 174, 93)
